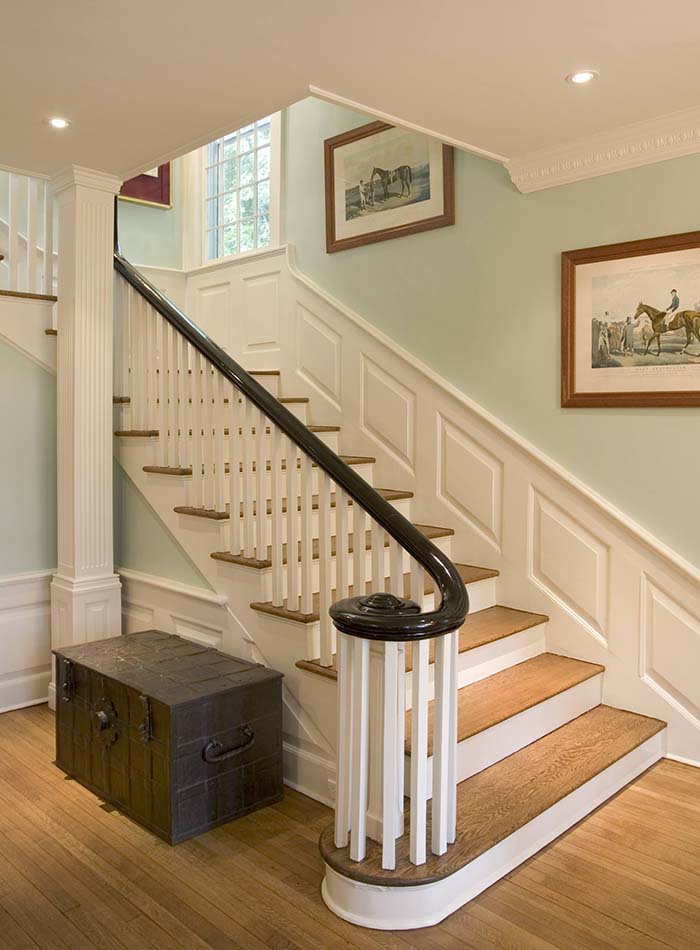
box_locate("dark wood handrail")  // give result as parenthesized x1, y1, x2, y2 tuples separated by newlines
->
(113, 233, 467, 642)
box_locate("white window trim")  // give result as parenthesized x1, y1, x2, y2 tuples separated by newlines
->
(182, 112, 282, 271)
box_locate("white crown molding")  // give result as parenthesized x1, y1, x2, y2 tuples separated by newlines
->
(50, 165, 122, 196)
(308, 85, 508, 164)
(507, 104, 700, 193)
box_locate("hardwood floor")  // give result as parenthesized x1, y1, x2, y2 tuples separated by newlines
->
(0, 705, 698, 950)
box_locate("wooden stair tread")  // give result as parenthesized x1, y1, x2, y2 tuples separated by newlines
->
(319, 704, 666, 886)
(212, 523, 453, 570)
(408, 652, 605, 755)
(116, 423, 341, 438)
(294, 604, 546, 681)
(255, 563, 497, 625)
(44, 328, 58, 335)
(174, 488, 413, 521)
(113, 396, 130, 404)
(0, 289, 57, 303)
(142, 454, 375, 476)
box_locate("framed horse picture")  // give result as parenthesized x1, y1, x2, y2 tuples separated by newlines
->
(562, 230, 700, 407)
(324, 121, 454, 253)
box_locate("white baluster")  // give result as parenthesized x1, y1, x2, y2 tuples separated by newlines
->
(409, 635, 429, 866)
(431, 632, 452, 856)
(389, 536, 404, 598)
(349, 636, 370, 862)
(190, 348, 203, 504)
(228, 381, 242, 554)
(214, 372, 226, 511)
(27, 177, 39, 294)
(146, 306, 157, 432)
(335, 631, 353, 848)
(371, 520, 384, 593)
(285, 438, 300, 611)
(158, 316, 169, 467)
(447, 629, 458, 844)
(242, 399, 255, 558)
(254, 408, 267, 561)
(318, 471, 333, 667)
(43, 184, 54, 295)
(300, 454, 313, 617)
(336, 488, 350, 601)
(167, 323, 179, 468)
(8, 174, 20, 291)
(270, 425, 284, 606)
(202, 360, 214, 505)
(132, 292, 144, 430)
(178, 335, 189, 469)
(352, 505, 367, 599)
(382, 641, 399, 870)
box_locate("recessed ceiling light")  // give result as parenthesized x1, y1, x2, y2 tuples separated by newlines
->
(566, 70, 599, 86)
(48, 116, 70, 129)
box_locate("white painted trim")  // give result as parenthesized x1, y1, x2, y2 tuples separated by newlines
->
(308, 86, 508, 164)
(282, 741, 336, 807)
(284, 245, 700, 588)
(321, 730, 665, 930)
(666, 753, 700, 769)
(0, 569, 53, 714)
(117, 567, 225, 605)
(0, 162, 51, 181)
(51, 165, 122, 196)
(0, 293, 56, 374)
(507, 104, 700, 193)
(185, 243, 287, 278)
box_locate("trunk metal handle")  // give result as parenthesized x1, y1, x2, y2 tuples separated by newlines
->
(202, 726, 254, 763)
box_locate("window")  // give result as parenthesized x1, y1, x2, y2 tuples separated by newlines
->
(203, 115, 279, 262)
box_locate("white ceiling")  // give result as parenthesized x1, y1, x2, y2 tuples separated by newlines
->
(3, 0, 700, 180)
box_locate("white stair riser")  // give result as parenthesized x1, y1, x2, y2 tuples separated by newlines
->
(136, 462, 375, 499)
(248, 375, 280, 397)
(184, 495, 413, 546)
(409, 673, 604, 800)
(404, 618, 545, 708)
(257, 534, 453, 602)
(323, 729, 666, 930)
(115, 395, 309, 425)
(115, 426, 338, 452)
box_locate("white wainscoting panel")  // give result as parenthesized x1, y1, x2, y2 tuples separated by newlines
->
(243, 271, 280, 354)
(529, 489, 610, 646)
(438, 413, 502, 549)
(0, 570, 53, 712)
(0, 295, 57, 374)
(297, 304, 342, 408)
(361, 354, 415, 472)
(641, 574, 700, 729)
(194, 282, 231, 352)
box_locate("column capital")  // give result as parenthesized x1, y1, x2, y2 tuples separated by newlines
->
(50, 165, 122, 198)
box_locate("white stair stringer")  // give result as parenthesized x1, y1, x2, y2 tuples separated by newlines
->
(322, 728, 666, 930)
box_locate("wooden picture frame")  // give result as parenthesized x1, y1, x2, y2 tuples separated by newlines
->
(119, 163, 172, 209)
(324, 121, 454, 253)
(562, 230, 700, 408)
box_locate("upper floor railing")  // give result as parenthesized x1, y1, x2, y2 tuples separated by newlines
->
(0, 171, 56, 297)
(113, 225, 468, 871)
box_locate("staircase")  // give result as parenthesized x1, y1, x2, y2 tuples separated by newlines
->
(112, 252, 667, 930)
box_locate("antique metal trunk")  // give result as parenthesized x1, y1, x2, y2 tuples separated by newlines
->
(54, 630, 283, 844)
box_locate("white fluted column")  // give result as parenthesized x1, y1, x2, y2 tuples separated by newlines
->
(49, 167, 122, 707)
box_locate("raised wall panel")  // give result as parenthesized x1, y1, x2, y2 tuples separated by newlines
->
(641, 575, 700, 728)
(243, 272, 280, 353)
(361, 355, 415, 471)
(438, 414, 502, 548)
(297, 304, 342, 408)
(194, 283, 231, 351)
(0, 573, 52, 712)
(530, 489, 609, 644)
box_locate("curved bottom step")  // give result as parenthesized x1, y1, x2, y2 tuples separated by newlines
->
(320, 706, 666, 930)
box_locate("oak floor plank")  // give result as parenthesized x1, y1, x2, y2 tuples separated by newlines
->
(0, 707, 698, 950)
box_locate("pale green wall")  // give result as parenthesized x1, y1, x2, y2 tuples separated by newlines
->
(284, 98, 700, 568)
(116, 159, 183, 268)
(113, 462, 211, 589)
(0, 340, 56, 575)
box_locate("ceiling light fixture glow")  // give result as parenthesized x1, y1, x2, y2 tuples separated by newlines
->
(48, 116, 70, 129)
(566, 70, 599, 85)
